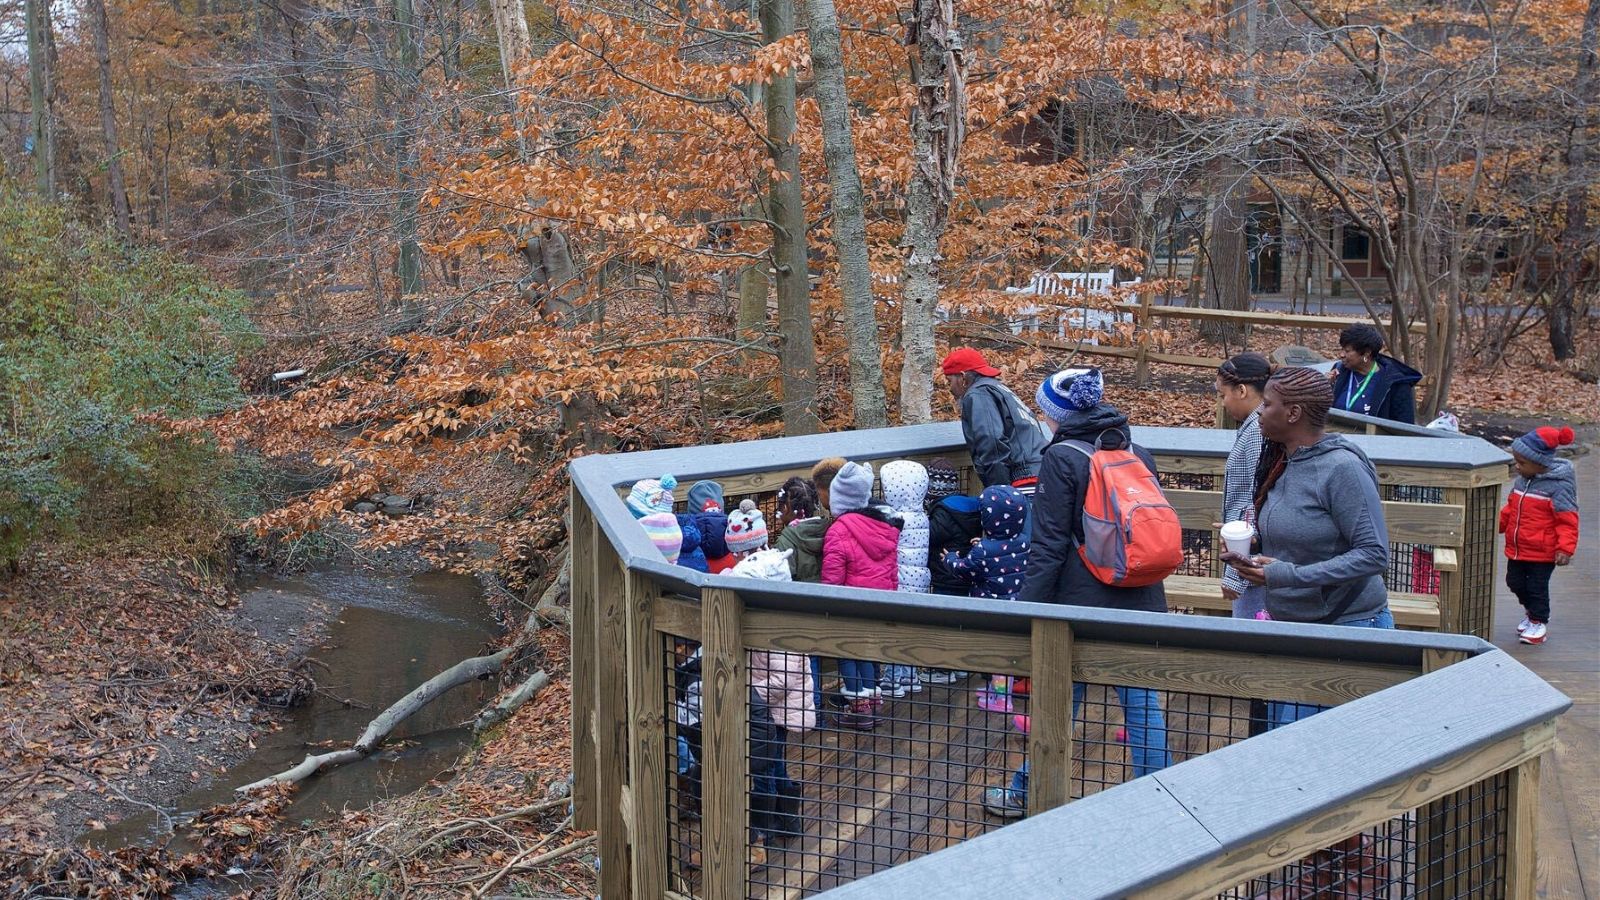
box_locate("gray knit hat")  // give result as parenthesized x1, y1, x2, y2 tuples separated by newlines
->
(829, 461, 875, 517)
(687, 479, 725, 513)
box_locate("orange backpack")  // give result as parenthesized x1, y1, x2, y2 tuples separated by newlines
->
(1063, 440, 1184, 587)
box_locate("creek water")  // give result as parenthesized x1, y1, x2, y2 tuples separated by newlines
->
(85, 566, 501, 852)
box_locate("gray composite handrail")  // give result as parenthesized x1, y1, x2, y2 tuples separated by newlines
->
(1327, 406, 1471, 438)
(810, 648, 1570, 900)
(569, 422, 1509, 667)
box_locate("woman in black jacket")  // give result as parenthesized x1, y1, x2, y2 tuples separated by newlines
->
(984, 368, 1172, 819)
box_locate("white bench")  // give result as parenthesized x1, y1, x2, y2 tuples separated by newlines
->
(1004, 270, 1137, 338)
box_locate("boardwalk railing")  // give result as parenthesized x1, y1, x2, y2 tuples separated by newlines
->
(567, 424, 1549, 900)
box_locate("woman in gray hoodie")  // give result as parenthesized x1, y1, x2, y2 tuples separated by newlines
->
(1223, 367, 1393, 727)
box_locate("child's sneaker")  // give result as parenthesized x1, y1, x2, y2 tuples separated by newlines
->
(982, 787, 1026, 818)
(976, 687, 1014, 714)
(1516, 617, 1532, 634)
(900, 672, 922, 694)
(841, 699, 877, 730)
(923, 668, 956, 684)
(1011, 714, 1030, 734)
(1519, 622, 1548, 644)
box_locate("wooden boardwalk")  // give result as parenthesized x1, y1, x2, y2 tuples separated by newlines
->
(1494, 451, 1598, 899)
(668, 681, 1254, 899)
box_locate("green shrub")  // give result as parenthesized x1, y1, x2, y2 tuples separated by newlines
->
(0, 183, 259, 564)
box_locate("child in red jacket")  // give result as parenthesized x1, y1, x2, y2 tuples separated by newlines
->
(1499, 426, 1580, 645)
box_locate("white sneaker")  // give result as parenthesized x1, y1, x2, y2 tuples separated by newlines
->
(840, 685, 870, 699)
(1516, 617, 1531, 634)
(1519, 622, 1547, 645)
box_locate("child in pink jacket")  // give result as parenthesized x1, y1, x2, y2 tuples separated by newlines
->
(821, 461, 900, 729)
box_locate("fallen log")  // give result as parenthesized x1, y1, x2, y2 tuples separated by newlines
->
(527, 547, 571, 629)
(472, 669, 550, 734)
(236, 647, 514, 794)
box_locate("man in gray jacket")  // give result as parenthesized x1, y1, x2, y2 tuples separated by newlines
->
(939, 348, 1049, 500)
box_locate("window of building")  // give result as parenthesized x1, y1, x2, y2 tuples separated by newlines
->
(1340, 227, 1370, 261)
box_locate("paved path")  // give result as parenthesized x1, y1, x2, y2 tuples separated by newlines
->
(1491, 449, 1598, 898)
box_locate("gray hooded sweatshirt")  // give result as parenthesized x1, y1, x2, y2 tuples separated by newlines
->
(1259, 434, 1391, 624)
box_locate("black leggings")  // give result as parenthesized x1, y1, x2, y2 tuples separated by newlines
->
(1506, 559, 1555, 624)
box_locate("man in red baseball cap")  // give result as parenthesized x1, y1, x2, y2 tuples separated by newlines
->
(938, 348, 1048, 512)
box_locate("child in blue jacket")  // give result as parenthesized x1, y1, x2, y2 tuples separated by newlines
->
(944, 485, 1030, 713)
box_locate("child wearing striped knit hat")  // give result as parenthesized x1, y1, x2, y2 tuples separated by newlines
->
(627, 474, 681, 563)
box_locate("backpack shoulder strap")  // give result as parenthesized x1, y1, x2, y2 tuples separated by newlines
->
(1060, 439, 1095, 459)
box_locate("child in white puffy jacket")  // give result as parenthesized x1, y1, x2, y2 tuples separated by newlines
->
(879, 460, 930, 697)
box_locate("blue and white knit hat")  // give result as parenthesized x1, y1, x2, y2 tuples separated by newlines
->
(626, 473, 678, 519)
(1035, 367, 1104, 422)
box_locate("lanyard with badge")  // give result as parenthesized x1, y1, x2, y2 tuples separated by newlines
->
(1344, 363, 1378, 412)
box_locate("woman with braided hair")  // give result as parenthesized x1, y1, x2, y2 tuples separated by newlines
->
(1223, 367, 1394, 727)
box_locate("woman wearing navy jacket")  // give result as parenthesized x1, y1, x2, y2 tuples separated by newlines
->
(1329, 324, 1422, 425)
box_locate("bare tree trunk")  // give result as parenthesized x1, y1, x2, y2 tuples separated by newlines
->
(1552, 0, 1599, 361)
(760, 0, 821, 435)
(393, 0, 424, 302)
(87, 0, 131, 234)
(1201, 169, 1250, 344)
(25, 0, 56, 195)
(804, 0, 888, 428)
(737, 259, 770, 337)
(899, 0, 965, 424)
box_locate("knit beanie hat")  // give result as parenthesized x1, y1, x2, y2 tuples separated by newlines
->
(1035, 368, 1104, 423)
(627, 474, 678, 518)
(829, 461, 875, 517)
(725, 499, 769, 554)
(687, 479, 725, 514)
(926, 457, 960, 502)
(1510, 425, 1575, 468)
(638, 512, 682, 564)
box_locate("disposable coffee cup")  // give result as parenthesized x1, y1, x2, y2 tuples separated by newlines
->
(1220, 520, 1255, 559)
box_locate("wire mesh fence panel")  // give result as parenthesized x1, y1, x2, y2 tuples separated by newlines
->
(1071, 683, 1257, 799)
(665, 633, 705, 897)
(1160, 471, 1222, 578)
(1213, 770, 1509, 899)
(743, 655, 1028, 899)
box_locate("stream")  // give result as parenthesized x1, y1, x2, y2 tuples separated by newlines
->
(85, 566, 502, 855)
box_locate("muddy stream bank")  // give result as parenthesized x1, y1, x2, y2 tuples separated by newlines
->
(85, 566, 502, 854)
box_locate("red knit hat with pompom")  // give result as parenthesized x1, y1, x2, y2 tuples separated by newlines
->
(1511, 425, 1575, 467)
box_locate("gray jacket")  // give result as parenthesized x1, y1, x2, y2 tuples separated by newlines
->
(1259, 434, 1391, 624)
(958, 376, 1049, 488)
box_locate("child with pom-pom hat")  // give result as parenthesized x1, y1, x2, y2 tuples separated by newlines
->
(1501, 425, 1580, 645)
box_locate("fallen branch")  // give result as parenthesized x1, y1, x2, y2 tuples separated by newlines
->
(408, 795, 571, 859)
(472, 669, 551, 734)
(236, 647, 514, 794)
(470, 829, 593, 899)
(527, 547, 570, 629)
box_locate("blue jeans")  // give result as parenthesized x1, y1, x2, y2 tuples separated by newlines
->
(1009, 683, 1171, 799)
(882, 664, 914, 686)
(1268, 610, 1396, 729)
(809, 656, 824, 711)
(838, 659, 877, 695)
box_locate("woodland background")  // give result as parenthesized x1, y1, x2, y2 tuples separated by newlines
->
(0, 0, 1596, 895)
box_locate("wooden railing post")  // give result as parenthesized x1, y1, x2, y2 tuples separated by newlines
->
(594, 523, 633, 900)
(626, 571, 668, 898)
(1504, 756, 1541, 899)
(1133, 290, 1154, 388)
(1438, 486, 1471, 636)
(1027, 619, 1074, 816)
(568, 487, 598, 831)
(701, 587, 748, 899)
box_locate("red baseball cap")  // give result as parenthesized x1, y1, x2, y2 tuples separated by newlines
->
(940, 347, 1000, 377)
